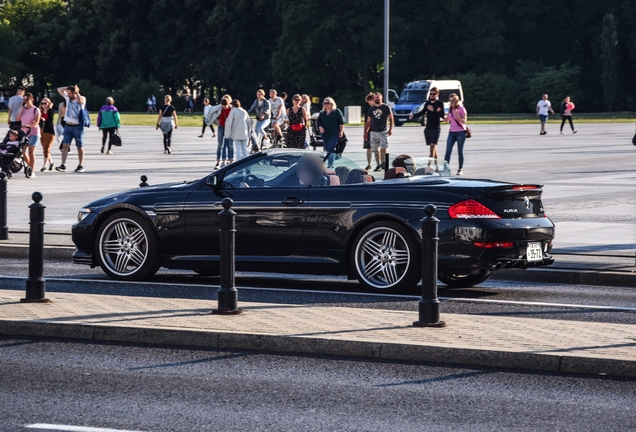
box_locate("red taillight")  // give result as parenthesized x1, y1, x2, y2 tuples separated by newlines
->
(448, 200, 500, 219)
(512, 185, 539, 191)
(473, 242, 514, 248)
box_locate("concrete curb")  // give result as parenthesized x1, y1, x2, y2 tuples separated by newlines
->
(1, 320, 635, 379)
(0, 244, 75, 260)
(492, 268, 636, 288)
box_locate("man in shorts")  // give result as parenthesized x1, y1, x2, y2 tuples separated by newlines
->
(364, 92, 393, 171)
(362, 93, 376, 170)
(536, 93, 554, 135)
(7, 86, 25, 130)
(410, 86, 445, 160)
(56, 85, 87, 172)
(269, 89, 286, 142)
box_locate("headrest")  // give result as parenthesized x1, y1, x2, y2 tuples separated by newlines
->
(325, 168, 336, 176)
(345, 168, 368, 184)
(326, 174, 340, 186)
(384, 167, 407, 180)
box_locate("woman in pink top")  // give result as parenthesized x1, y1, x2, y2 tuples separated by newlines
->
(443, 93, 467, 175)
(16, 92, 41, 177)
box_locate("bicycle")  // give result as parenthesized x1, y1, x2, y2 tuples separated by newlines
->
(249, 118, 288, 154)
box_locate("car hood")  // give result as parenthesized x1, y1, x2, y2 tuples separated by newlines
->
(82, 181, 192, 210)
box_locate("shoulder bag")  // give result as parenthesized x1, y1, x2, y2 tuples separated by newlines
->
(452, 107, 471, 138)
(109, 129, 122, 147)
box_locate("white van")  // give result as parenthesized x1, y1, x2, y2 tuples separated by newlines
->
(392, 80, 464, 126)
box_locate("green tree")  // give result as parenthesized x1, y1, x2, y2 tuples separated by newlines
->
(601, 13, 619, 111)
(0, 22, 24, 86)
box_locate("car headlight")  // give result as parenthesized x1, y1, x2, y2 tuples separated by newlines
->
(77, 208, 91, 222)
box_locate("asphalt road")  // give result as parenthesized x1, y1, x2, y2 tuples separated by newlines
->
(1, 258, 636, 325)
(3, 122, 636, 254)
(1, 336, 635, 432)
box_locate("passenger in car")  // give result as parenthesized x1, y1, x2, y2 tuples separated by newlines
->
(392, 154, 416, 175)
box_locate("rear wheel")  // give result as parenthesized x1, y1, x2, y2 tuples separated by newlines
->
(95, 211, 160, 281)
(351, 221, 420, 293)
(439, 270, 492, 288)
(24, 166, 32, 178)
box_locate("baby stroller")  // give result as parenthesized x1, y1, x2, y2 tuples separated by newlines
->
(0, 128, 32, 179)
(309, 113, 323, 151)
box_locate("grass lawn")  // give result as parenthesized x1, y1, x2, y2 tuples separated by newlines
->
(1, 111, 633, 127)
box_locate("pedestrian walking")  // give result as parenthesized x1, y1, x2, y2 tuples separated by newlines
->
(156, 95, 178, 154)
(410, 86, 445, 162)
(198, 98, 216, 138)
(443, 93, 468, 176)
(55, 100, 66, 147)
(559, 96, 577, 134)
(248, 89, 271, 148)
(151, 94, 157, 112)
(7, 86, 25, 130)
(97, 97, 121, 155)
(269, 89, 286, 144)
(536, 93, 554, 135)
(16, 92, 41, 177)
(0, 94, 6, 110)
(301, 94, 312, 148)
(363, 92, 394, 171)
(215, 97, 233, 169)
(363, 93, 375, 169)
(225, 99, 250, 161)
(146, 96, 154, 113)
(38, 97, 56, 172)
(316, 97, 344, 169)
(55, 85, 87, 172)
(285, 94, 308, 149)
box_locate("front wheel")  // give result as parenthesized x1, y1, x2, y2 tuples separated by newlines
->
(95, 211, 160, 281)
(351, 221, 421, 293)
(439, 270, 493, 288)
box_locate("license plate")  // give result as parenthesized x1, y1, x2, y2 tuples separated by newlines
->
(526, 242, 543, 262)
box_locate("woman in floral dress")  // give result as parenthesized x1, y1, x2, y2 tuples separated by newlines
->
(285, 94, 308, 149)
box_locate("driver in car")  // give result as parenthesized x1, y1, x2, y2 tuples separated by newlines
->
(291, 153, 326, 186)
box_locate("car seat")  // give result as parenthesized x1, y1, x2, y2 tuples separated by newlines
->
(384, 167, 407, 179)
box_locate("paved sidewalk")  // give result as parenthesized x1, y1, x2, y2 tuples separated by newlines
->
(1, 289, 635, 378)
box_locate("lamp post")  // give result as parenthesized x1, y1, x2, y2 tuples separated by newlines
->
(384, 0, 390, 104)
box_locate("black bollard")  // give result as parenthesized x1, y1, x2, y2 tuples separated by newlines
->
(0, 172, 7, 240)
(21, 192, 50, 303)
(413, 204, 445, 327)
(139, 175, 149, 187)
(212, 197, 242, 315)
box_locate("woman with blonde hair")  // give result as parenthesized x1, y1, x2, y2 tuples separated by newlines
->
(38, 97, 56, 171)
(443, 93, 467, 175)
(156, 95, 178, 154)
(316, 96, 344, 168)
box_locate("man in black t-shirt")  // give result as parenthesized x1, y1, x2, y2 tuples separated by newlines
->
(364, 92, 394, 171)
(410, 86, 445, 160)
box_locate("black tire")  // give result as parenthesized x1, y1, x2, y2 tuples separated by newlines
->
(395, 121, 404, 127)
(95, 211, 161, 281)
(24, 165, 32, 178)
(439, 270, 493, 288)
(350, 221, 421, 293)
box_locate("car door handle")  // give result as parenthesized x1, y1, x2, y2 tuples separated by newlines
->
(282, 197, 304, 206)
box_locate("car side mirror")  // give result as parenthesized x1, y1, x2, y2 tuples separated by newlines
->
(206, 174, 219, 188)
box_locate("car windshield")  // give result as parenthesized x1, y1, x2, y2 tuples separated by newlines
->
(398, 90, 427, 103)
(219, 151, 451, 189)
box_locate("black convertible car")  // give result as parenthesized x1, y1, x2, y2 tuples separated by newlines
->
(72, 151, 554, 293)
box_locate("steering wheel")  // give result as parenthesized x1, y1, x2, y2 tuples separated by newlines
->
(241, 174, 262, 188)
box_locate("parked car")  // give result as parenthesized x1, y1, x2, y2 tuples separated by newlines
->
(393, 80, 463, 126)
(72, 151, 554, 293)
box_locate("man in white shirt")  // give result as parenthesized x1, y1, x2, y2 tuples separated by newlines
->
(269, 89, 286, 142)
(7, 86, 25, 130)
(56, 85, 87, 172)
(536, 93, 554, 135)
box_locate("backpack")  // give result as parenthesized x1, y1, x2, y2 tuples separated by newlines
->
(80, 106, 91, 128)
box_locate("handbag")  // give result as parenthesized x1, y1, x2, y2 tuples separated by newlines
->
(335, 132, 348, 154)
(290, 123, 304, 132)
(109, 129, 122, 146)
(465, 127, 472, 139)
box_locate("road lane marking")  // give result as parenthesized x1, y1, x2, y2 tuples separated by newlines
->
(2, 275, 636, 312)
(25, 424, 146, 432)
